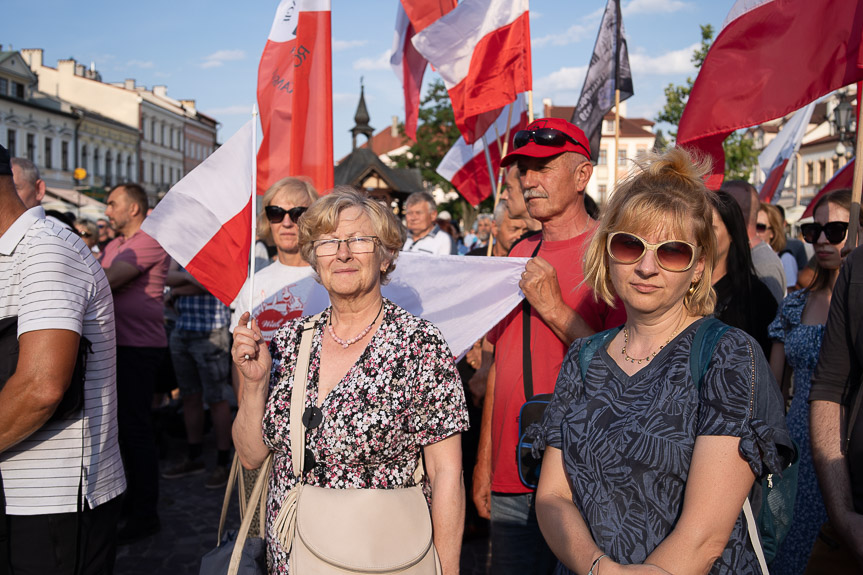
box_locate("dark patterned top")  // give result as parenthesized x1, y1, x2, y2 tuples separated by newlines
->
(533, 320, 791, 574)
(261, 299, 470, 573)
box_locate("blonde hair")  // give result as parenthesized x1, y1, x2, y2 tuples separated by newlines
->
(298, 186, 406, 284)
(583, 147, 717, 316)
(256, 177, 318, 243)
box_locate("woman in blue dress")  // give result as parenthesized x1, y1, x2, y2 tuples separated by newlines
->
(768, 188, 856, 574)
(532, 149, 793, 574)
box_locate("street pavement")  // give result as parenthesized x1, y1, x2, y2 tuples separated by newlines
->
(114, 409, 491, 574)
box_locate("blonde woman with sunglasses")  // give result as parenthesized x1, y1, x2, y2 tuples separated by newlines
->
(531, 148, 793, 575)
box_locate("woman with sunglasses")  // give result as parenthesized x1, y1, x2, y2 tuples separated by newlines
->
(231, 187, 469, 574)
(532, 148, 792, 574)
(757, 203, 799, 293)
(767, 188, 859, 574)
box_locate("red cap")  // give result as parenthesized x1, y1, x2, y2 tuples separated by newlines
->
(501, 118, 591, 166)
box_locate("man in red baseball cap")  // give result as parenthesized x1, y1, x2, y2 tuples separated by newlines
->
(473, 118, 625, 574)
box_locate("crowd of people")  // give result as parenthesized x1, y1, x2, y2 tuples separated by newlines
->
(1, 111, 863, 575)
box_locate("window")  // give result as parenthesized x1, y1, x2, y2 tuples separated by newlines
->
(636, 146, 648, 159)
(169, 166, 173, 184)
(598, 148, 607, 165)
(93, 147, 100, 176)
(81, 145, 88, 173)
(116, 154, 122, 181)
(150, 162, 155, 183)
(105, 151, 113, 187)
(617, 148, 627, 166)
(151, 121, 156, 143)
(61, 141, 69, 171)
(171, 129, 175, 149)
(833, 157, 840, 176)
(7, 129, 16, 156)
(806, 162, 814, 186)
(160, 163, 165, 184)
(598, 184, 607, 198)
(0, 78, 7, 96)
(127, 156, 133, 181)
(161, 125, 166, 147)
(604, 120, 615, 133)
(819, 159, 827, 184)
(26, 134, 35, 161)
(44, 137, 53, 169)
(13, 82, 24, 99)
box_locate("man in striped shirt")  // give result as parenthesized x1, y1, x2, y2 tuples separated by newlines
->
(0, 144, 126, 572)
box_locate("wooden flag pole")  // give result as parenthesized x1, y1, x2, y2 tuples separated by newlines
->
(247, 106, 258, 325)
(527, 90, 534, 123)
(848, 130, 863, 249)
(486, 103, 516, 256)
(613, 88, 621, 196)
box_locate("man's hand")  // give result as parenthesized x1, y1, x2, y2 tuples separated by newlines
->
(519, 256, 564, 318)
(472, 454, 492, 520)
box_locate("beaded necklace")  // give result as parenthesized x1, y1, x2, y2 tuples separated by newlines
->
(327, 299, 384, 349)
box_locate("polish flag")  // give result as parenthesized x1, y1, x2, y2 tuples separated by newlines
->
(758, 102, 816, 203)
(142, 121, 254, 306)
(390, 1, 456, 141)
(257, 0, 333, 195)
(677, 0, 863, 188)
(437, 98, 528, 206)
(412, 0, 532, 145)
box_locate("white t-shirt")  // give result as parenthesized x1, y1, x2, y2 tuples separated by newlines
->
(230, 261, 325, 343)
(403, 225, 453, 255)
(0, 207, 126, 515)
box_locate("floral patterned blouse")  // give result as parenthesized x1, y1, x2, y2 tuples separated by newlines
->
(261, 299, 470, 573)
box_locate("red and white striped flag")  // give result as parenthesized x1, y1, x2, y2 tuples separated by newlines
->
(142, 121, 254, 306)
(437, 97, 528, 206)
(757, 102, 815, 204)
(412, 0, 532, 145)
(390, 0, 456, 141)
(801, 159, 856, 219)
(677, 0, 863, 188)
(257, 0, 333, 195)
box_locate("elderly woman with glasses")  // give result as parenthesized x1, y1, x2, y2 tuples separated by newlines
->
(531, 148, 792, 575)
(766, 188, 861, 574)
(232, 187, 469, 574)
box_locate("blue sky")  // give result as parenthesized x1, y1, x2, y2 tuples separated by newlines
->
(5, 0, 733, 159)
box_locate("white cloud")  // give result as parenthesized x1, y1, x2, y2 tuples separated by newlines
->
(535, 66, 589, 95)
(203, 105, 252, 116)
(624, 0, 693, 16)
(532, 23, 594, 48)
(628, 43, 699, 75)
(353, 49, 392, 71)
(530, 9, 542, 19)
(201, 49, 246, 69)
(333, 39, 368, 52)
(126, 59, 154, 69)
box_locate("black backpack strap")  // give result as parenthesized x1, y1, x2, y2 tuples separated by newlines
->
(690, 317, 731, 391)
(522, 241, 542, 400)
(578, 327, 621, 382)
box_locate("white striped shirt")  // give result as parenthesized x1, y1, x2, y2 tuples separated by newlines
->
(0, 207, 126, 515)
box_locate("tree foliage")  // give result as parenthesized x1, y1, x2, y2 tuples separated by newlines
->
(656, 24, 759, 180)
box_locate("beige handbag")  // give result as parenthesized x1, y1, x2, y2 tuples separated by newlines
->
(272, 314, 442, 574)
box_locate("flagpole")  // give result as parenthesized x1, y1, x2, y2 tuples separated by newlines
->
(527, 90, 534, 123)
(247, 106, 258, 325)
(487, 103, 516, 257)
(611, 0, 622, 196)
(849, 121, 863, 249)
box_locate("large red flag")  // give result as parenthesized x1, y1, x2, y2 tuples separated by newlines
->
(390, 1, 456, 141)
(677, 0, 863, 188)
(257, 0, 333, 195)
(437, 97, 528, 206)
(412, 0, 531, 145)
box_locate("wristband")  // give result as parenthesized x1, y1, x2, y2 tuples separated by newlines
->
(588, 553, 608, 575)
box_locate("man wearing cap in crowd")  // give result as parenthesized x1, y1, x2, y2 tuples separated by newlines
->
(402, 191, 453, 255)
(472, 118, 625, 573)
(0, 143, 126, 572)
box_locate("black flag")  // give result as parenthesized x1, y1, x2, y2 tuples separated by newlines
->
(570, 0, 633, 164)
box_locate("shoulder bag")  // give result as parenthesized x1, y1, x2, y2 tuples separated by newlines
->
(272, 313, 442, 574)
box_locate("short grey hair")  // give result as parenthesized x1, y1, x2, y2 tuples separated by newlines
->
(405, 191, 436, 212)
(493, 202, 508, 223)
(10, 157, 41, 186)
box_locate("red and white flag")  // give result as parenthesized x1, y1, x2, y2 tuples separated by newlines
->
(142, 120, 254, 306)
(677, 0, 863, 188)
(801, 159, 856, 219)
(390, 0, 456, 141)
(412, 0, 532, 145)
(257, 0, 333, 195)
(437, 97, 528, 206)
(757, 102, 816, 204)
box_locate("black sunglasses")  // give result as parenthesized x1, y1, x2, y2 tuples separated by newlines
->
(302, 406, 323, 473)
(513, 128, 588, 154)
(755, 223, 769, 233)
(801, 221, 848, 245)
(265, 205, 306, 224)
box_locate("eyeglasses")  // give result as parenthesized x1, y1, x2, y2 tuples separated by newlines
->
(313, 236, 379, 257)
(801, 221, 848, 244)
(78, 231, 92, 238)
(756, 223, 769, 233)
(513, 128, 588, 154)
(265, 205, 307, 224)
(607, 232, 699, 272)
(96, 223, 107, 229)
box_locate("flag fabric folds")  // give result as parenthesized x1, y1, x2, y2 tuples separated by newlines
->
(801, 159, 855, 220)
(757, 102, 816, 203)
(412, 0, 532, 145)
(437, 97, 528, 206)
(390, 0, 456, 141)
(142, 120, 254, 306)
(257, 0, 333, 195)
(677, 0, 863, 188)
(570, 0, 633, 163)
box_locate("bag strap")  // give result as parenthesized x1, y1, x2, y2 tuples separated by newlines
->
(578, 328, 621, 382)
(689, 318, 730, 391)
(522, 241, 542, 400)
(217, 453, 242, 545)
(744, 496, 769, 574)
(290, 314, 324, 478)
(228, 454, 273, 575)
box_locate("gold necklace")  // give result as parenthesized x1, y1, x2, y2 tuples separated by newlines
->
(620, 316, 686, 365)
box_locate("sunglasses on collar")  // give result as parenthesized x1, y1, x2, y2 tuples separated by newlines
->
(265, 205, 307, 224)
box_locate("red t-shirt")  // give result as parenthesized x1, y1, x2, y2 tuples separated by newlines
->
(101, 230, 170, 347)
(487, 230, 626, 493)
